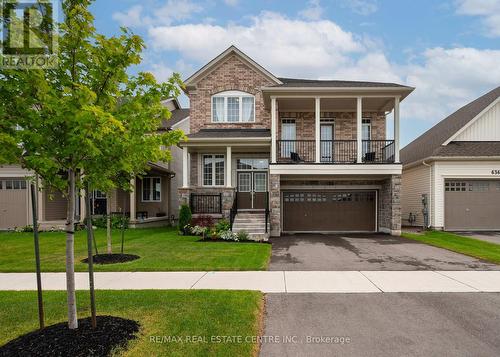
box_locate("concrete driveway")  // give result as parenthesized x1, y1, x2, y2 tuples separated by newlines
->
(261, 293, 500, 357)
(269, 234, 500, 271)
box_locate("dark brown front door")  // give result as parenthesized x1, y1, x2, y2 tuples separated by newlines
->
(283, 191, 376, 232)
(237, 172, 267, 209)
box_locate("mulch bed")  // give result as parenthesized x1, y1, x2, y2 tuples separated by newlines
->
(0, 316, 139, 357)
(82, 254, 140, 265)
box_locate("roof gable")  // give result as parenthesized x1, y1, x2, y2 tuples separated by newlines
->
(184, 45, 282, 87)
(401, 86, 500, 165)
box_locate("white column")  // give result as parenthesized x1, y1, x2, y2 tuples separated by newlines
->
(79, 188, 86, 220)
(356, 97, 363, 163)
(394, 96, 400, 163)
(226, 146, 232, 187)
(271, 97, 277, 163)
(315, 97, 321, 163)
(182, 146, 189, 188)
(129, 178, 136, 221)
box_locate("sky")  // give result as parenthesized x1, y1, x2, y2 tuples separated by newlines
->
(89, 0, 500, 146)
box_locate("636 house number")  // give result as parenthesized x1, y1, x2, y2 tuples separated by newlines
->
(492, 170, 500, 175)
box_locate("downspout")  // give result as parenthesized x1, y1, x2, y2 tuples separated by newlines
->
(422, 160, 432, 229)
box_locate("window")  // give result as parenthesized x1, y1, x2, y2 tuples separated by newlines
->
(281, 119, 296, 157)
(203, 154, 225, 186)
(211, 91, 255, 123)
(445, 181, 467, 192)
(2, 180, 26, 190)
(362, 119, 371, 140)
(142, 177, 161, 202)
(237, 158, 269, 170)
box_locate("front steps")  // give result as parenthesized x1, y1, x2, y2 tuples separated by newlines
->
(231, 212, 270, 241)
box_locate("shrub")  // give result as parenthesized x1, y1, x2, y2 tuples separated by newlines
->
(237, 230, 249, 241)
(220, 230, 239, 241)
(92, 214, 129, 229)
(178, 204, 192, 234)
(191, 225, 208, 237)
(214, 219, 230, 233)
(15, 225, 33, 233)
(191, 215, 214, 228)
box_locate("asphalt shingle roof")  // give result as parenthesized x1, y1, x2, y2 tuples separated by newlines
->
(161, 108, 190, 129)
(187, 129, 271, 139)
(274, 77, 410, 88)
(401, 86, 500, 165)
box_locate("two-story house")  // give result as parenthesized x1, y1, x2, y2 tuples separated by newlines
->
(179, 46, 414, 238)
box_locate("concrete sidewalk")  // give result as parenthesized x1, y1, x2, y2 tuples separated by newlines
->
(2, 271, 500, 293)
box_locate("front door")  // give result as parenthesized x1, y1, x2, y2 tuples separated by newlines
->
(237, 172, 268, 209)
(320, 123, 334, 162)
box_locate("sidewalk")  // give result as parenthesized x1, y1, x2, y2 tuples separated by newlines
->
(2, 271, 500, 293)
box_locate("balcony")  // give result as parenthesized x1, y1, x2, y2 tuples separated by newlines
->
(276, 139, 395, 164)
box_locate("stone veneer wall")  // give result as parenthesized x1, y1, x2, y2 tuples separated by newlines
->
(188, 54, 276, 133)
(379, 174, 402, 236)
(269, 174, 281, 237)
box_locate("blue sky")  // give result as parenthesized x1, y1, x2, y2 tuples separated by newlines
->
(89, 0, 500, 146)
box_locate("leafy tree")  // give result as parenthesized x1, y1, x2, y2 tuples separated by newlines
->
(0, 0, 185, 329)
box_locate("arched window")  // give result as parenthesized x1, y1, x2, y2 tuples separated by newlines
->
(211, 90, 255, 123)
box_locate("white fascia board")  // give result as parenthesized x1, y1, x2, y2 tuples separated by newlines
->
(270, 164, 402, 175)
(442, 96, 500, 145)
(262, 87, 413, 92)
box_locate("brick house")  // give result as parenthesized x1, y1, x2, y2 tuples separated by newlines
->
(179, 46, 414, 239)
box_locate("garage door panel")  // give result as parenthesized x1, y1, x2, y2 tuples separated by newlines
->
(0, 179, 28, 229)
(283, 191, 376, 232)
(445, 180, 500, 230)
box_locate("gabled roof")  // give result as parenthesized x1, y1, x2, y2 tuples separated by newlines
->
(161, 108, 190, 129)
(275, 77, 411, 89)
(401, 86, 500, 165)
(183, 45, 282, 87)
(187, 128, 270, 139)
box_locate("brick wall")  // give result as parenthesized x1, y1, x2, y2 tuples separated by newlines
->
(188, 54, 276, 133)
(277, 111, 386, 140)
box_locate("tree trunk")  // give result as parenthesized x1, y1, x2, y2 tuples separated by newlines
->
(30, 182, 44, 329)
(106, 194, 112, 254)
(66, 169, 78, 329)
(86, 183, 97, 329)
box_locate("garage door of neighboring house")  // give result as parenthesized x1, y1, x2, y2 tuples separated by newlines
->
(0, 178, 28, 229)
(282, 190, 376, 232)
(445, 180, 500, 230)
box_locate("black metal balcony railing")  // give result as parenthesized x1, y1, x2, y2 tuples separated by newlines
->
(362, 140, 395, 163)
(190, 193, 222, 214)
(277, 140, 316, 163)
(276, 140, 395, 164)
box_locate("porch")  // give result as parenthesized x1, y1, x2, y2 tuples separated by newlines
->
(263, 92, 405, 165)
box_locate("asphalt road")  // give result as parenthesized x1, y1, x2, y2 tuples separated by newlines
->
(261, 293, 500, 357)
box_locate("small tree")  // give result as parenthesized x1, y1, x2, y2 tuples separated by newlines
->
(179, 204, 192, 235)
(0, 0, 185, 329)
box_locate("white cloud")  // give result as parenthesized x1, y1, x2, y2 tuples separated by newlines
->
(145, 10, 498, 128)
(112, 5, 144, 28)
(224, 0, 239, 6)
(299, 0, 323, 20)
(112, 0, 203, 28)
(341, 0, 378, 16)
(456, 0, 500, 37)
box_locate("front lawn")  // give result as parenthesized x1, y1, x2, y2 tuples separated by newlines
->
(0, 228, 271, 272)
(0, 290, 263, 357)
(402, 231, 500, 265)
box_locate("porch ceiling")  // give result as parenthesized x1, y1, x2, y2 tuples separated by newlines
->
(276, 97, 398, 112)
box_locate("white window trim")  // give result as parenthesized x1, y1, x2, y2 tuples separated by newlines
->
(211, 90, 255, 123)
(141, 177, 162, 202)
(202, 154, 226, 187)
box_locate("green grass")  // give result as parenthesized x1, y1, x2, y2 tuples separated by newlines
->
(402, 230, 500, 264)
(0, 290, 263, 357)
(0, 227, 271, 272)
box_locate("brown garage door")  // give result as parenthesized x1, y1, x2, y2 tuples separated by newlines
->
(283, 191, 376, 232)
(0, 178, 28, 230)
(445, 180, 500, 230)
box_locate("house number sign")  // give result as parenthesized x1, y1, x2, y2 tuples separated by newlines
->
(492, 170, 500, 175)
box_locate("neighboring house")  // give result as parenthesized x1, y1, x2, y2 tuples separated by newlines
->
(0, 99, 189, 230)
(401, 86, 500, 231)
(178, 45, 414, 239)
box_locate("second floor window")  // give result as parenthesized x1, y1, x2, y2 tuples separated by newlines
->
(212, 91, 255, 123)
